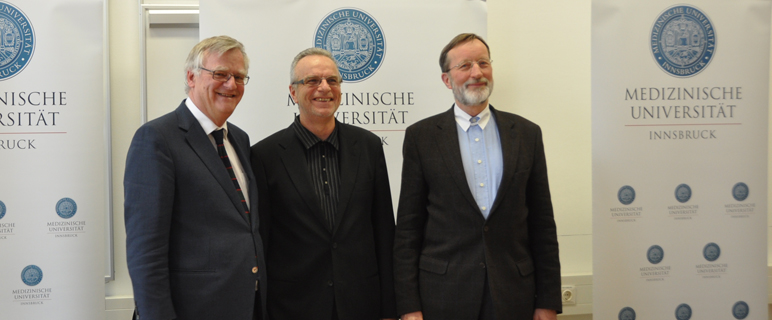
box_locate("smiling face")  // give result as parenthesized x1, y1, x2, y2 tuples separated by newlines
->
(442, 39, 494, 115)
(187, 48, 246, 127)
(290, 55, 342, 124)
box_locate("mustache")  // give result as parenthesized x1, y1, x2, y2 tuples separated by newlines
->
(464, 77, 489, 87)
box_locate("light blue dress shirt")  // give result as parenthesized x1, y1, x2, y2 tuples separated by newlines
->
(454, 104, 503, 219)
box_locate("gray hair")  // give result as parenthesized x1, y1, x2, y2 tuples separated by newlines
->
(289, 47, 339, 84)
(184, 35, 249, 93)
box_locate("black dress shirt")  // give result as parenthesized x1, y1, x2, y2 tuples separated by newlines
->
(292, 117, 340, 231)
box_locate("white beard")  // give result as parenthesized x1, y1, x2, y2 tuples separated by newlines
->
(452, 77, 494, 107)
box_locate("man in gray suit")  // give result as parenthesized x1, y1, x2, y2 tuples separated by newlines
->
(393, 33, 561, 320)
(124, 35, 266, 320)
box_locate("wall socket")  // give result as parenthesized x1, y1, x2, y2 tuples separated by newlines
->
(561, 285, 576, 305)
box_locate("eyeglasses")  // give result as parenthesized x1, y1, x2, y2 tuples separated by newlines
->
(448, 59, 493, 72)
(291, 76, 342, 88)
(199, 67, 250, 85)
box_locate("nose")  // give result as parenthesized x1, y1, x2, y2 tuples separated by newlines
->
(222, 75, 238, 88)
(469, 62, 484, 78)
(317, 79, 332, 91)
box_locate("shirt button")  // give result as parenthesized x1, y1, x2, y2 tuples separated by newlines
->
(481, 206, 487, 211)
(475, 138, 480, 142)
(477, 160, 482, 164)
(479, 183, 484, 187)
(252, 267, 258, 273)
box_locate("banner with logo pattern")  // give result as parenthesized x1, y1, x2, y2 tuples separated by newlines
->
(198, 0, 487, 211)
(0, 0, 106, 318)
(592, 1, 769, 319)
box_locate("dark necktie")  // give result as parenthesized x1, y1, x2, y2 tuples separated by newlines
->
(211, 129, 250, 218)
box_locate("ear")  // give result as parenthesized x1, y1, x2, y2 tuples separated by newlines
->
(441, 72, 452, 89)
(289, 84, 298, 104)
(186, 70, 196, 89)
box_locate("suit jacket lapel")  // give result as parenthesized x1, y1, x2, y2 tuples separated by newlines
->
(334, 123, 360, 235)
(176, 103, 250, 225)
(435, 107, 480, 215)
(489, 106, 519, 215)
(276, 126, 330, 231)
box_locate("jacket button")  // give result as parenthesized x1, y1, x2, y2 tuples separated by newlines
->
(327, 280, 333, 286)
(252, 267, 258, 273)
(484, 226, 489, 232)
(480, 262, 486, 269)
(332, 242, 338, 249)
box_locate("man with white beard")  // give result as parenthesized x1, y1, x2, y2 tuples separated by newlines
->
(393, 33, 562, 320)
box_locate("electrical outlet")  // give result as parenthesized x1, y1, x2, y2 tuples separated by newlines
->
(561, 285, 576, 305)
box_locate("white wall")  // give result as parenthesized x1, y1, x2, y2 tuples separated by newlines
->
(105, 1, 769, 319)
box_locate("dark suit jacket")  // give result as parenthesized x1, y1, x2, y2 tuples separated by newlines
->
(250, 121, 397, 320)
(393, 106, 561, 319)
(124, 101, 267, 320)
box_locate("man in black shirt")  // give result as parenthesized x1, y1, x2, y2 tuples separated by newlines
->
(250, 48, 397, 320)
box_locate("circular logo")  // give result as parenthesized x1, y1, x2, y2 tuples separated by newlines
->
(21, 265, 43, 286)
(0, 200, 6, 219)
(618, 185, 636, 205)
(0, 1, 36, 81)
(56, 197, 77, 219)
(675, 303, 692, 320)
(314, 8, 386, 83)
(651, 5, 716, 78)
(703, 242, 720, 261)
(647, 245, 664, 264)
(732, 301, 749, 319)
(675, 184, 692, 203)
(732, 182, 749, 202)
(618, 307, 636, 320)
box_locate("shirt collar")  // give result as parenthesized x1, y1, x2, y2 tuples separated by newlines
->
(186, 97, 229, 135)
(292, 116, 340, 150)
(454, 104, 492, 132)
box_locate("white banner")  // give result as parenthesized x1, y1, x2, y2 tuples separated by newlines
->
(198, 0, 487, 209)
(0, 0, 106, 319)
(592, 1, 769, 319)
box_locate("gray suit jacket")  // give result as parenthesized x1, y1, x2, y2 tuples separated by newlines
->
(393, 106, 561, 319)
(124, 101, 267, 320)
(250, 121, 397, 320)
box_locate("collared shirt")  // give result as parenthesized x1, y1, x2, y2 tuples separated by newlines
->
(454, 104, 503, 219)
(292, 116, 340, 231)
(185, 98, 250, 208)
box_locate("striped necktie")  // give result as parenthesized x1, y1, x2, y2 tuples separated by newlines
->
(211, 129, 250, 218)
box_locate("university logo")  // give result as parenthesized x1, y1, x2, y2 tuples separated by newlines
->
(56, 197, 77, 219)
(21, 265, 43, 286)
(617, 185, 636, 205)
(0, 1, 35, 81)
(314, 8, 385, 82)
(732, 301, 749, 319)
(732, 182, 749, 201)
(651, 5, 715, 78)
(0, 200, 5, 219)
(647, 245, 664, 264)
(674, 184, 691, 203)
(618, 307, 636, 320)
(675, 303, 692, 320)
(703, 242, 720, 262)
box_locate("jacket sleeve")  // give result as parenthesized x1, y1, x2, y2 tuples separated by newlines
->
(124, 124, 177, 320)
(393, 125, 429, 316)
(525, 125, 562, 313)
